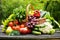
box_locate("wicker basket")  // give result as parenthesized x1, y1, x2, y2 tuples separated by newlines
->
(23, 4, 46, 24)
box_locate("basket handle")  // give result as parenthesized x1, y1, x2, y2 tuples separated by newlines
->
(22, 4, 34, 22)
(26, 4, 34, 22)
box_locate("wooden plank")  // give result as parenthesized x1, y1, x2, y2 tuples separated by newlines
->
(0, 25, 60, 39)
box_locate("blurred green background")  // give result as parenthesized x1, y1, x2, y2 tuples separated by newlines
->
(0, 0, 60, 25)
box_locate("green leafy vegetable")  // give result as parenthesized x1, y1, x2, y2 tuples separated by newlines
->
(13, 7, 26, 23)
(2, 13, 16, 32)
(45, 0, 60, 24)
(9, 30, 20, 36)
(43, 12, 60, 28)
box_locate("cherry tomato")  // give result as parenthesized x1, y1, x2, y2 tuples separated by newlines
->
(8, 21, 14, 27)
(12, 25, 20, 30)
(20, 24, 25, 28)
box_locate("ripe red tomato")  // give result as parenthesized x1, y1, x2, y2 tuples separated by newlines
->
(8, 21, 14, 27)
(14, 20, 19, 25)
(19, 27, 31, 34)
(20, 24, 25, 28)
(12, 25, 20, 30)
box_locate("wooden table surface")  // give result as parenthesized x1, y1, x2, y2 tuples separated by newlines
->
(0, 25, 60, 40)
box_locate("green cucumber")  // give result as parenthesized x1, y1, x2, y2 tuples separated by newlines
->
(32, 31, 41, 35)
(34, 28, 39, 31)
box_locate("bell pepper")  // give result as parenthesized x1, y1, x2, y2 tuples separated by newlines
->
(29, 10, 34, 15)
(6, 27, 13, 35)
(33, 10, 40, 18)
